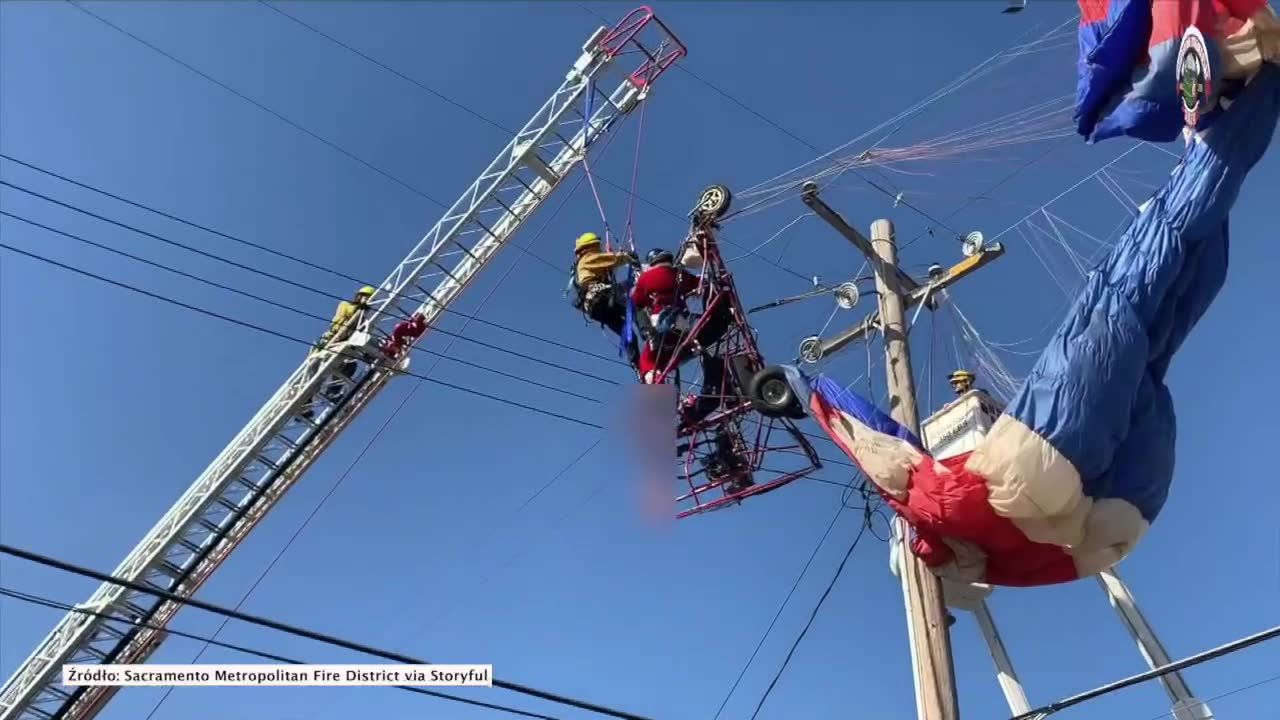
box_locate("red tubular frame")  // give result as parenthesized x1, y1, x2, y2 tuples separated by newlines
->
(653, 223, 822, 519)
(599, 6, 688, 90)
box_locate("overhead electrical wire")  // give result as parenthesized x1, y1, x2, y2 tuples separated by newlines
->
(1011, 622, 1280, 720)
(0, 543, 658, 720)
(1140, 673, 1280, 720)
(0, 240, 604, 429)
(68, 0, 821, 288)
(66, 1, 458, 216)
(0, 586, 561, 720)
(0, 178, 605, 385)
(137, 141, 605, 720)
(710, 501, 847, 720)
(0, 237, 860, 474)
(0, 152, 633, 371)
(247, 0, 824, 286)
(748, 513, 872, 720)
(0, 207, 617, 398)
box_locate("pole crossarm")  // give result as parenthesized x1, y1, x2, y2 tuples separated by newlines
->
(798, 198, 998, 361)
(801, 181, 920, 294)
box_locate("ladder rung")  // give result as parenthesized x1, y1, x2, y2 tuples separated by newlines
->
(152, 560, 186, 580)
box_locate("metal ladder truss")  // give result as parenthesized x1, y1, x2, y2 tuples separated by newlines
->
(0, 8, 684, 720)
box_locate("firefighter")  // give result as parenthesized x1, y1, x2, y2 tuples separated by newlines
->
(570, 232, 640, 365)
(316, 285, 376, 351)
(304, 285, 375, 420)
(948, 369, 976, 395)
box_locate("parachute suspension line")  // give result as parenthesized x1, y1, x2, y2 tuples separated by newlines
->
(947, 301, 1022, 403)
(737, 15, 1078, 197)
(579, 77, 616, 250)
(622, 93, 647, 253)
(618, 93, 649, 357)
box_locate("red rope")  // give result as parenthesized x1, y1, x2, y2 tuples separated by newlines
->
(580, 149, 614, 251)
(622, 94, 648, 253)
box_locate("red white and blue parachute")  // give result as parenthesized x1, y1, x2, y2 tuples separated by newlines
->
(1075, 0, 1279, 142)
(784, 62, 1280, 587)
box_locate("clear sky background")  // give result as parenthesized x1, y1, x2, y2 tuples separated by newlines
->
(2, 2, 1278, 719)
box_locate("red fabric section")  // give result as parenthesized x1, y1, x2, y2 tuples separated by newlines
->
(1150, 0, 1264, 45)
(807, 391, 1079, 586)
(1079, 0, 1112, 25)
(883, 455, 1079, 587)
(630, 265, 698, 313)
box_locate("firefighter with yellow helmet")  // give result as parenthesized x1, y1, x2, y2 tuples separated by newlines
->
(569, 232, 640, 365)
(948, 369, 976, 395)
(316, 285, 376, 351)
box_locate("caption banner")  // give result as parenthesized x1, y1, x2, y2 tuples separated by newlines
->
(62, 664, 492, 687)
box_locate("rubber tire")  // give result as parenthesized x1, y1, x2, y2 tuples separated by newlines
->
(697, 184, 733, 219)
(748, 366, 805, 419)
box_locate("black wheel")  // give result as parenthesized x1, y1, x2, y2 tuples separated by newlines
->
(696, 184, 732, 219)
(748, 366, 805, 419)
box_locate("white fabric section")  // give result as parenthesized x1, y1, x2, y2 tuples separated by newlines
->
(1222, 6, 1280, 80)
(964, 415, 1089, 547)
(820, 408, 923, 500)
(927, 537, 989, 584)
(1069, 498, 1150, 576)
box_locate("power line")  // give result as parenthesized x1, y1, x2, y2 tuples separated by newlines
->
(0, 152, 634, 370)
(66, 0, 451, 212)
(0, 209, 617, 397)
(0, 586, 561, 720)
(711, 502, 847, 720)
(0, 240, 605, 429)
(241, 0, 821, 286)
(1141, 672, 1280, 720)
(749, 515, 872, 720)
(0, 543, 659, 720)
(137, 144, 599, 720)
(0, 238, 862, 476)
(0, 165, 633, 381)
(1012, 622, 1280, 720)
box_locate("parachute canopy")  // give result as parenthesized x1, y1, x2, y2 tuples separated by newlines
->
(788, 64, 1280, 587)
(1074, 0, 1278, 143)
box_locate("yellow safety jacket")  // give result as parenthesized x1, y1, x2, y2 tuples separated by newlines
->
(575, 249, 632, 288)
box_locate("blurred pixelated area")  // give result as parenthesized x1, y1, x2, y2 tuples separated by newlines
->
(607, 382, 677, 527)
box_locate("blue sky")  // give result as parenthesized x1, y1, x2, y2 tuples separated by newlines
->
(2, 2, 1278, 719)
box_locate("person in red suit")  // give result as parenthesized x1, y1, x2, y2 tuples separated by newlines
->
(631, 248, 699, 383)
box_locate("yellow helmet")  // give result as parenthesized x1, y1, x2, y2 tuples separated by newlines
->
(357, 285, 376, 297)
(575, 232, 602, 253)
(949, 370, 975, 382)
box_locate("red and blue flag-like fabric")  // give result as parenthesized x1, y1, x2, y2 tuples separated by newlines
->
(1075, 0, 1271, 142)
(784, 63, 1280, 586)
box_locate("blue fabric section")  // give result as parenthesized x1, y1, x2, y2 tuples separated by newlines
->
(780, 364, 924, 450)
(621, 264, 634, 357)
(1075, 0, 1237, 143)
(1075, 0, 1154, 139)
(1008, 65, 1280, 522)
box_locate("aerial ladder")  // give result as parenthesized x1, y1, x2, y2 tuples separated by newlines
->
(0, 8, 685, 719)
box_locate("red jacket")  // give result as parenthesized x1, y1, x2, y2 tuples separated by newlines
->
(631, 265, 698, 313)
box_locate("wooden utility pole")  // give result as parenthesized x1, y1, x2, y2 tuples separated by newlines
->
(870, 217, 960, 720)
(801, 181, 1005, 720)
